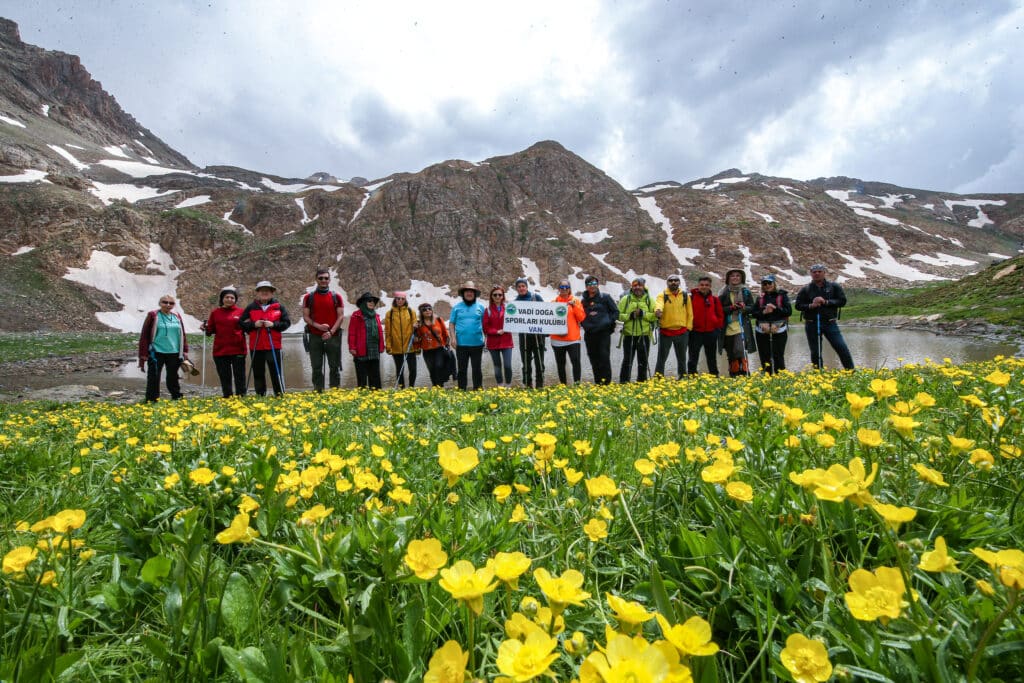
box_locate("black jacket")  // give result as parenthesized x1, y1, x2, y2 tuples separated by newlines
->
(752, 289, 792, 325)
(795, 280, 846, 323)
(580, 291, 619, 333)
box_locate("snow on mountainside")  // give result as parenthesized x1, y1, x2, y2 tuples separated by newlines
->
(1, 18, 1022, 333)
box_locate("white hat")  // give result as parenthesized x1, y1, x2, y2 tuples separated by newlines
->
(255, 280, 276, 291)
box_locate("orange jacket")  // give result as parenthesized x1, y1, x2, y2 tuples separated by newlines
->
(550, 294, 585, 343)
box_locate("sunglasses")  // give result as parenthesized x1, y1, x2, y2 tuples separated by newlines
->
(586, 281, 598, 286)
(668, 279, 680, 283)
(492, 293, 504, 297)
(160, 300, 175, 305)
(316, 277, 330, 281)
(421, 306, 433, 311)
(558, 285, 571, 290)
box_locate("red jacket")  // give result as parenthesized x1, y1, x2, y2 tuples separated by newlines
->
(205, 306, 247, 356)
(689, 289, 725, 333)
(239, 300, 291, 351)
(348, 309, 385, 358)
(482, 304, 514, 350)
(138, 310, 189, 362)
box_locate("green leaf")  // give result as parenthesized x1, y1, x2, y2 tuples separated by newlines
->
(219, 645, 272, 683)
(221, 572, 256, 636)
(841, 665, 897, 682)
(649, 562, 675, 622)
(141, 555, 173, 585)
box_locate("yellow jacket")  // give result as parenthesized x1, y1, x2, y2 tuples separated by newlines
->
(654, 289, 693, 331)
(385, 306, 419, 354)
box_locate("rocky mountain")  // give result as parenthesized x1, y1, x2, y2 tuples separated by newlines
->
(1, 18, 1021, 333)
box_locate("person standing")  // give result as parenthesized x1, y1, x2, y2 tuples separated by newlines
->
(653, 274, 693, 379)
(513, 277, 546, 388)
(550, 279, 586, 385)
(751, 275, 791, 374)
(449, 281, 486, 390)
(718, 269, 756, 377)
(240, 281, 291, 396)
(618, 278, 656, 382)
(413, 302, 451, 387)
(301, 269, 344, 392)
(483, 285, 514, 388)
(202, 286, 246, 397)
(385, 291, 418, 388)
(580, 275, 618, 385)
(794, 264, 854, 370)
(687, 275, 724, 375)
(138, 294, 189, 402)
(348, 292, 385, 389)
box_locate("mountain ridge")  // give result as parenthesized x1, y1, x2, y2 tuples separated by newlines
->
(1, 18, 1021, 334)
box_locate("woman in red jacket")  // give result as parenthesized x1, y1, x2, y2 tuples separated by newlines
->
(483, 285, 514, 388)
(348, 292, 385, 389)
(239, 281, 292, 396)
(202, 286, 247, 397)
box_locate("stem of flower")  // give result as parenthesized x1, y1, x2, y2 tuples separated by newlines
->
(967, 588, 1021, 682)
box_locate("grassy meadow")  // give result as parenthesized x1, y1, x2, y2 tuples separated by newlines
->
(1, 357, 1022, 682)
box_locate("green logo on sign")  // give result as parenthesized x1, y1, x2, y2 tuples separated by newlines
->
(506, 304, 517, 316)
(555, 306, 567, 317)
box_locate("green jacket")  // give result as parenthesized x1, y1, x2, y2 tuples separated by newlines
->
(618, 291, 656, 337)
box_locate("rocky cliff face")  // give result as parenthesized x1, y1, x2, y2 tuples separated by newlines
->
(1, 20, 1021, 333)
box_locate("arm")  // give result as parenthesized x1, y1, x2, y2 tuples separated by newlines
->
(273, 304, 291, 330)
(332, 302, 344, 334)
(570, 298, 585, 323)
(439, 319, 450, 347)
(643, 296, 657, 323)
(179, 314, 189, 355)
(618, 297, 631, 323)
(606, 295, 619, 321)
(793, 286, 810, 313)
(829, 283, 847, 309)
(683, 297, 694, 329)
(137, 312, 154, 367)
(347, 313, 358, 354)
(779, 292, 793, 318)
(239, 304, 255, 332)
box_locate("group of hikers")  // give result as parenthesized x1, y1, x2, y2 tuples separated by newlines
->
(138, 264, 855, 401)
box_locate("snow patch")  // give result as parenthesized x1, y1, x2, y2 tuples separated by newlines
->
(223, 211, 253, 235)
(260, 177, 342, 193)
(89, 181, 178, 206)
(11, 246, 35, 256)
(716, 176, 750, 184)
(909, 253, 978, 267)
(752, 211, 775, 223)
(134, 139, 154, 156)
(943, 199, 1006, 228)
(988, 252, 1011, 260)
(737, 246, 759, 282)
(0, 169, 49, 184)
(0, 114, 25, 128)
(104, 145, 131, 159)
(838, 228, 945, 282)
(922, 203, 934, 210)
(40, 104, 50, 117)
(636, 195, 699, 267)
(63, 243, 203, 332)
(362, 179, 392, 192)
(690, 182, 719, 190)
(350, 190, 372, 224)
(296, 197, 319, 225)
(98, 159, 186, 177)
(636, 182, 679, 193)
(871, 193, 912, 209)
(48, 144, 89, 170)
(781, 247, 795, 264)
(568, 228, 610, 244)
(827, 189, 902, 225)
(174, 195, 212, 209)
(589, 253, 661, 299)
(778, 185, 805, 199)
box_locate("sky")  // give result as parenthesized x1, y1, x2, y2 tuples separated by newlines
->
(3, 0, 1022, 193)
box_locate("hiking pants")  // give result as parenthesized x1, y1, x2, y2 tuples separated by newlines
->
(308, 334, 342, 391)
(805, 320, 854, 370)
(354, 357, 382, 389)
(456, 345, 484, 390)
(687, 330, 719, 375)
(490, 348, 513, 385)
(391, 353, 418, 388)
(654, 332, 688, 378)
(146, 352, 182, 402)
(755, 331, 787, 374)
(250, 349, 283, 396)
(584, 329, 613, 385)
(518, 334, 546, 387)
(214, 354, 246, 397)
(619, 335, 650, 383)
(552, 343, 582, 385)
(422, 348, 446, 386)
(723, 334, 749, 377)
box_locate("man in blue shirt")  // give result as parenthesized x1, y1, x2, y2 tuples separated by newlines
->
(449, 281, 486, 390)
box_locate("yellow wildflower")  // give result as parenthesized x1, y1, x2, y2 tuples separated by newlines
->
(912, 463, 948, 487)
(437, 440, 479, 486)
(919, 536, 958, 573)
(423, 640, 468, 683)
(844, 566, 912, 624)
(438, 560, 498, 615)
(487, 551, 532, 590)
(533, 568, 591, 614)
(215, 513, 259, 545)
(496, 630, 559, 681)
(404, 538, 448, 580)
(780, 633, 833, 683)
(583, 518, 608, 542)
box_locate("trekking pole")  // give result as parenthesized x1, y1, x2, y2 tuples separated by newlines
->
(768, 328, 775, 375)
(738, 311, 749, 376)
(245, 326, 263, 393)
(393, 332, 415, 390)
(274, 333, 286, 394)
(201, 329, 207, 395)
(816, 313, 823, 370)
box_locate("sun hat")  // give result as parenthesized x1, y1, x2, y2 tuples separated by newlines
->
(355, 291, 380, 306)
(724, 269, 746, 283)
(457, 281, 481, 296)
(255, 280, 276, 291)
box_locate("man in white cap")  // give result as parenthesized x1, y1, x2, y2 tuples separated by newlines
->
(239, 281, 292, 396)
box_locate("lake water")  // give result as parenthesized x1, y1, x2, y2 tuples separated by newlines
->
(123, 327, 1020, 392)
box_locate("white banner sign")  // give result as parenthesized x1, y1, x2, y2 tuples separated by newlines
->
(502, 301, 568, 335)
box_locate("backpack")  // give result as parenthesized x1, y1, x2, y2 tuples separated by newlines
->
(758, 293, 783, 310)
(303, 290, 343, 309)
(663, 291, 688, 305)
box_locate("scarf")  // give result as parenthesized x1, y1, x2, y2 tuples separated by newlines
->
(360, 304, 380, 359)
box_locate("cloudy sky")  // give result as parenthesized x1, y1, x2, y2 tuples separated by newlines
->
(3, 1, 1022, 192)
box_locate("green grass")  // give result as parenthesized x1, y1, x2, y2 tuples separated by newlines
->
(0, 332, 136, 362)
(843, 254, 1024, 330)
